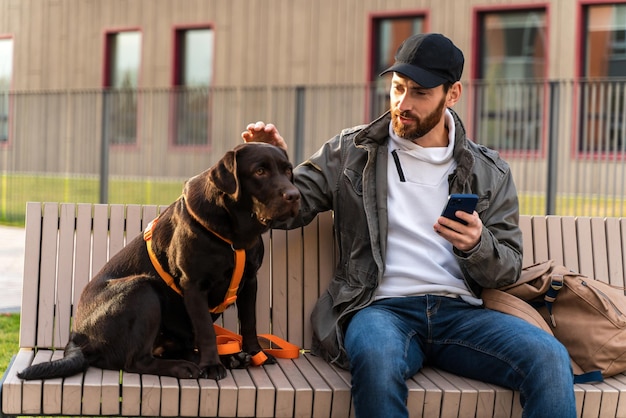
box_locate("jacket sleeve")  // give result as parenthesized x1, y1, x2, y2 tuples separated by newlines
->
(456, 166, 523, 291)
(272, 133, 344, 230)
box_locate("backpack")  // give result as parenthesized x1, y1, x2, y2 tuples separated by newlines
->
(482, 260, 626, 383)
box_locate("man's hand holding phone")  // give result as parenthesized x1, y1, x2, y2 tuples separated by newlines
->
(434, 194, 482, 252)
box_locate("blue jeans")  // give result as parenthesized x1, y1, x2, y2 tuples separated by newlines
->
(344, 295, 576, 418)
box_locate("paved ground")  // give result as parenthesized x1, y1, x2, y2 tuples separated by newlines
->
(0, 226, 25, 314)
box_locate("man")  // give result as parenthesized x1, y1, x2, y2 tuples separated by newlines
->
(243, 33, 575, 418)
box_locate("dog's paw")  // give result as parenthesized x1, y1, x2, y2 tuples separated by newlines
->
(220, 352, 251, 369)
(172, 362, 202, 379)
(201, 363, 228, 380)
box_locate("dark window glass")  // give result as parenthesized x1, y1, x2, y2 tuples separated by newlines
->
(475, 10, 546, 151)
(173, 28, 213, 146)
(104, 31, 141, 145)
(579, 4, 626, 152)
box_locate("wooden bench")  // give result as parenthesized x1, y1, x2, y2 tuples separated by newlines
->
(2, 202, 626, 417)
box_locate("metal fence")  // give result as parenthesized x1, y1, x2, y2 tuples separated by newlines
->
(1, 80, 625, 225)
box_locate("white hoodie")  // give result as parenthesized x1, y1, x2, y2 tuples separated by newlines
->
(375, 109, 481, 305)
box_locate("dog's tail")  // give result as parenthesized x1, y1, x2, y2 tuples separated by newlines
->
(17, 342, 90, 380)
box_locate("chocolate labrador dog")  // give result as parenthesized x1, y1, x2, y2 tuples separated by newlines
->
(18, 142, 300, 380)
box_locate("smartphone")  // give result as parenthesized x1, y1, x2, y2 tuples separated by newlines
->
(441, 194, 478, 225)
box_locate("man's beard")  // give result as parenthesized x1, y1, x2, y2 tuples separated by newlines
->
(391, 97, 446, 141)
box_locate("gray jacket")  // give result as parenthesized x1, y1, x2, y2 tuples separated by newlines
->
(278, 109, 523, 369)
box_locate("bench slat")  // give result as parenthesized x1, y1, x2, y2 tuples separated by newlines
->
(248, 366, 280, 418)
(100, 369, 121, 415)
(256, 231, 271, 334)
(287, 227, 305, 348)
(198, 378, 219, 417)
(22, 350, 53, 414)
(19, 203, 43, 348)
(606, 217, 625, 286)
(432, 369, 481, 418)
(605, 373, 626, 416)
(411, 369, 443, 417)
(140, 374, 161, 416)
(92, 204, 110, 276)
(420, 368, 463, 418)
(42, 350, 64, 415)
(519, 215, 533, 267)
(276, 358, 314, 418)
(621, 218, 626, 291)
(459, 377, 497, 418)
(1, 349, 34, 415)
(576, 218, 595, 277)
(546, 215, 564, 265)
(488, 385, 521, 417)
(160, 376, 181, 417)
(530, 216, 549, 263)
(216, 372, 238, 417)
(405, 377, 426, 418)
(125, 204, 143, 243)
(61, 370, 83, 415)
(83, 366, 105, 415)
(179, 378, 201, 417)
(591, 217, 610, 282)
(270, 229, 289, 342)
(37, 203, 61, 348)
(561, 216, 579, 273)
(230, 369, 257, 416)
(305, 354, 351, 418)
(579, 382, 616, 417)
(302, 214, 322, 349)
(74, 203, 94, 318)
(293, 355, 332, 417)
(109, 204, 126, 257)
(261, 362, 296, 417)
(56, 203, 76, 349)
(121, 372, 142, 416)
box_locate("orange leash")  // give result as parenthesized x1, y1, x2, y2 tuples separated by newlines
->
(214, 325, 300, 365)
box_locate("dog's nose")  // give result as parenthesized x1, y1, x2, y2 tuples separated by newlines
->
(283, 188, 301, 203)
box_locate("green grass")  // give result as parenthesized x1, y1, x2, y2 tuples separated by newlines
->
(0, 313, 20, 376)
(0, 174, 185, 226)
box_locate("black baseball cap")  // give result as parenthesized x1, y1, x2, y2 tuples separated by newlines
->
(380, 33, 464, 88)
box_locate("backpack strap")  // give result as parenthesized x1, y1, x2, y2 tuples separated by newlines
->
(544, 272, 564, 327)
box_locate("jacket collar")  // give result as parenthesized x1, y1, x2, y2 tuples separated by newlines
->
(354, 109, 475, 187)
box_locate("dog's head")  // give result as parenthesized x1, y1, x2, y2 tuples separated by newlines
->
(185, 142, 300, 228)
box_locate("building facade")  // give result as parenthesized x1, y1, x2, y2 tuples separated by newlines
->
(1, 0, 626, 218)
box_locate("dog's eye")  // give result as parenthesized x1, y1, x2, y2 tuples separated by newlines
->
(255, 167, 266, 176)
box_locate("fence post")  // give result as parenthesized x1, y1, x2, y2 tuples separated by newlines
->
(99, 90, 110, 204)
(294, 86, 305, 165)
(546, 81, 559, 215)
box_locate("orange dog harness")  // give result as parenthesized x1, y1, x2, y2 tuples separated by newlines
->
(143, 215, 244, 314)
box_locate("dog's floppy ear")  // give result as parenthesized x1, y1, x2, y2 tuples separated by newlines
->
(208, 149, 239, 198)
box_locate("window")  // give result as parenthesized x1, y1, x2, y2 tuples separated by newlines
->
(173, 27, 213, 146)
(370, 15, 424, 118)
(104, 30, 141, 145)
(0, 37, 13, 143)
(474, 9, 547, 151)
(580, 3, 626, 152)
